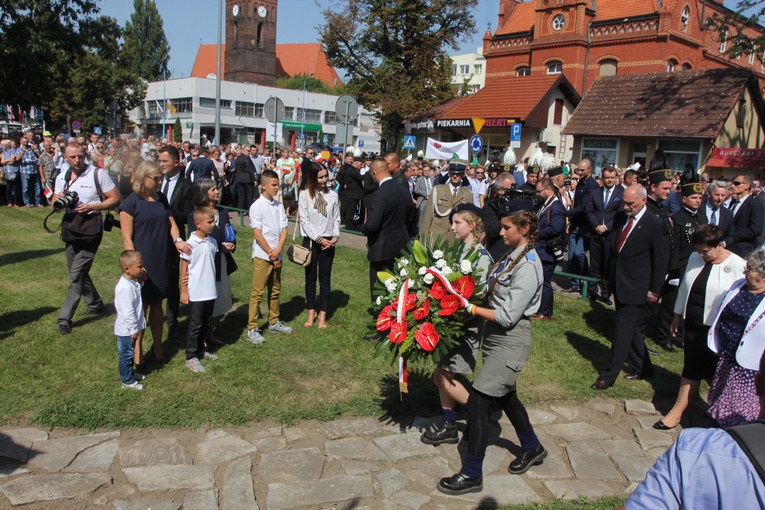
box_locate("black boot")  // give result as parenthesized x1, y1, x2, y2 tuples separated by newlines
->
(437, 472, 483, 495)
(421, 421, 459, 445)
(508, 444, 547, 474)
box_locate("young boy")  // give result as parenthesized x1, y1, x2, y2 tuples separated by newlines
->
(247, 169, 291, 344)
(181, 207, 219, 373)
(114, 250, 147, 390)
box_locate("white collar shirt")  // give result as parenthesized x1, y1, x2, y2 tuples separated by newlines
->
(249, 194, 289, 260)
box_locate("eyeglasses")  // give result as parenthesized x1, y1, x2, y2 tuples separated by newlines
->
(732, 181, 746, 186)
(307, 152, 315, 156)
(146, 175, 162, 183)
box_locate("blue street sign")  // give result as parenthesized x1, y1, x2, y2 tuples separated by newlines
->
(93, 126, 102, 135)
(511, 123, 522, 142)
(358, 139, 364, 147)
(300, 133, 306, 140)
(469, 135, 484, 154)
(403, 135, 416, 149)
(323, 134, 328, 144)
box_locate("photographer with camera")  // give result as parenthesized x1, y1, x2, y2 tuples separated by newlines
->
(481, 171, 516, 261)
(53, 141, 120, 335)
(533, 178, 566, 320)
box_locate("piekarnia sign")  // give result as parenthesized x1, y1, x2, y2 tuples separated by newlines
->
(436, 119, 473, 128)
(436, 118, 519, 129)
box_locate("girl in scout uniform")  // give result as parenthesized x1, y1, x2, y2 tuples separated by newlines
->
(437, 199, 546, 496)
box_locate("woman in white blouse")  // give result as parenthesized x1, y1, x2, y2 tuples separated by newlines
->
(298, 162, 341, 328)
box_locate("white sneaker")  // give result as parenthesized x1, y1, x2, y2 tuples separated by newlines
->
(121, 381, 144, 390)
(247, 329, 266, 345)
(185, 357, 206, 372)
(267, 321, 293, 335)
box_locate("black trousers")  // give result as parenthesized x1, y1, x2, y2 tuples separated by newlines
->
(466, 387, 533, 457)
(238, 182, 254, 211)
(369, 259, 394, 304)
(165, 259, 180, 328)
(344, 197, 360, 230)
(600, 300, 654, 383)
(657, 283, 682, 344)
(589, 233, 613, 296)
(303, 237, 335, 312)
(185, 299, 214, 360)
(538, 259, 556, 317)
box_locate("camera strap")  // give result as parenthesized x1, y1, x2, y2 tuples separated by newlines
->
(43, 210, 61, 234)
(64, 166, 105, 202)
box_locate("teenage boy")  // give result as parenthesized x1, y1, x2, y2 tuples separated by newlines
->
(114, 250, 147, 390)
(247, 169, 291, 344)
(181, 208, 219, 373)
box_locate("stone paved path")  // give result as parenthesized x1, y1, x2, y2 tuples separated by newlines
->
(0, 398, 680, 509)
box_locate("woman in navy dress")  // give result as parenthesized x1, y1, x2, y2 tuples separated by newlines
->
(120, 160, 190, 367)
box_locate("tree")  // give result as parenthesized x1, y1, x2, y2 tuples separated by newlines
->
(121, 0, 171, 81)
(706, 1, 765, 60)
(318, 0, 478, 151)
(173, 117, 182, 143)
(274, 73, 344, 95)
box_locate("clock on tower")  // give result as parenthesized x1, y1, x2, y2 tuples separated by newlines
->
(225, 0, 277, 85)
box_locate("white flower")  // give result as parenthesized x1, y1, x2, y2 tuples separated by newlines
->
(442, 266, 453, 276)
(397, 258, 409, 268)
(399, 268, 408, 277)
(423, 273, 435, 284)
(435, 258, 447, 269)
(375, 296, 382, 306)
(460, 260, 473, 274)
(385, 278, 397, 292)
(432, 250, 444, 259)
(418, 266, 427, 276)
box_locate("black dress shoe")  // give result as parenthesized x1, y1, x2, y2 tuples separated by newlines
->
(672, 338, 685, 349)
(624, 373, 652, 381)
(508, 444, 547, 474)
(421, 421, 459, 445)
(652, 419, 676, 430)
(59, 323, 72, 335)
(646, 347, 659, 355)
(597, 295, 613, 305)
(658, 342, 676, 353)
(437, 472, 483, 495)
(590, 380, 612, 390)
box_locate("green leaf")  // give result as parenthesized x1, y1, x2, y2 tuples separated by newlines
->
(412, 240, 428, 265)
(377, 271, 396, 283)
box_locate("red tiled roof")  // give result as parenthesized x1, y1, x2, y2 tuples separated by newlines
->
(563, 68, 760, 138)
(441, 74, 580, 127)
(190, 43, 342, 86)
(496, 1, 536, 35)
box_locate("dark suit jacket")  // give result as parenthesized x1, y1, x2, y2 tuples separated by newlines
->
(185, 157, 219, 182)
(567, 175, 600, 229)
(344, 166, 364, 200)
(234, 154, 255, 184)
(724, 195, 764, 257)
(670, 207, 700, 279)
(535, 198, 566, 263)
(698, 198, 734, 238)
(585, 185, 624, 234)
(361, 179, 411, 262)
(609, 209, 669, 305)
(162, 173, 194, 239)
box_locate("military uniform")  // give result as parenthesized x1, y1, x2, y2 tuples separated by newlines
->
(419, 184, 473, 246)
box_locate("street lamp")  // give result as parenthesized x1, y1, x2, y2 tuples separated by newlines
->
(215, 0, 222, 145)
(300, 73, 315, 148)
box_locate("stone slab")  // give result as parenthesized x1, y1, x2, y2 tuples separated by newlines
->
(122, 464, 217, 491)
(254, 436, 286, 452)
(409, 457, 453, 479)
(28, 431, 119, 472)
(64, 439, 118, 473)
(527, 409, 558, 424)
(318, 417, 382, 439)
(184, 490, 219, 510)
(0, 428, 48, 462)
(114, 498, 181, 510)
(566, 439, 623, 480)
(411, 416, 442, 433)
(196, 434, 257, 464)
(612, 455, 657, 483)
(0, 458, 28, 478)
(433, 474, 541, 505)
(267, 475, 374, 510)
(342, 460, 378, 475)
(637, 416, 665, 430)
(207, 430, 229, 440)
(405, 469, 436, 487)
(544, 480, 617, 500)
(599, 439, 643, 457)
(633, 429, 673, 451)
(543, 423, 611, 442)
(525, 454, 574, 479)
(326, 437, 387, 461)
(373, 433, 441, 461)
(118, 438, 191, 466)
(260, 447, 324, 482)
(0, 473, 110, 505)
(221, 457, 257, 510)
(377, 468, 409, 497)
(391, 490, 431, 509)
(550, 406, 580, 421)
(625, 400, 657, 416)
(283, 427, 306, 443)
(593, 403, 617, 416)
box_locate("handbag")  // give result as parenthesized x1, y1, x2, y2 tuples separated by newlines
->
(5, 171, 17, 182)
(224, 223, 237, 243)
(287, 191, 312, 267)
(60, 211, 103, 243)
(282, 182, 296, 202)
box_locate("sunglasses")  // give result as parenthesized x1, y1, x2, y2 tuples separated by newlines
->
(732, 181, 745, 186)
(146, 175, 162, 183)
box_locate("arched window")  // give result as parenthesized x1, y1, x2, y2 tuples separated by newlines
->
(517, 67, 531, 77)
(667, 59, 677, 72)
(599, 59, 618, 76)
(680, 6, 690, 33)
(681, 63, 692, 71)
(547, 61, 562, 75)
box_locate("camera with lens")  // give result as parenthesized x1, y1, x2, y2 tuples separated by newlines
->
(563, 178, 572, 187)
(547, 236, 565, 262)
(503, 183, 536, 201)
(53, 191, 79, 212)
(103, 212, 121, 232)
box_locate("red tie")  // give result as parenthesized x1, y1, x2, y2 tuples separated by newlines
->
(617, 217, 634, 252)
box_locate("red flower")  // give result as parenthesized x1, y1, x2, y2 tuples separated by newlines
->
(389, 321, 408, 344)
(413, 298, 431, 321)
(392, 293, 417, 312)
(415, 322, 439, 351)
(429, 280, 446, 300)
(439, 295, 460, 316)
(452, 275, 476, 300)
(376, 305, 395, 331)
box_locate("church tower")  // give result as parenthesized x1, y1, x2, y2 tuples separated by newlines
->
(225, 0, 277, 85)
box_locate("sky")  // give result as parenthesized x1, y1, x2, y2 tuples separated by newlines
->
(98, 0, 498, 79)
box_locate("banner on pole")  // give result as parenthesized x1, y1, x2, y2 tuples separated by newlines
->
(425, 138, 469, 161)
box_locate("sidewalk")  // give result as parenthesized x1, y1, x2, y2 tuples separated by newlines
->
(0, 398, 677, 509)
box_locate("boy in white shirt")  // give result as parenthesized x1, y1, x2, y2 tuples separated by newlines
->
(247, 169, 291, 344)
(114, 250, 147, 390)
(181, 208, 219, 373)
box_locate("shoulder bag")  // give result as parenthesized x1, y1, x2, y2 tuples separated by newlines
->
(59, 167, 105, 244)
(287, 191, 312, 267)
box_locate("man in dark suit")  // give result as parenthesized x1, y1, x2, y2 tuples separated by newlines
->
(699, 181, 734, 237)
(725, 174, 764, 257)
(385, 151, 417, 237)
(361, 159, 412, 309)
(481, 172, 516, 261)
(337, 153, 353, 226)
(413, 163, 435, 236)
(158, 145, 195, 338)
(565, 158, 600, 294)
(591, 184, 669, 390)
(185, 146, 219, 182)
(234, 146, 257, 211)
(585, 165, 623, 304)
(343, 157, 365, 231)
(533, 178, 566, 320)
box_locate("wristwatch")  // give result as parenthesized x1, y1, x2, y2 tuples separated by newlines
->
(174, 238, 183, 243)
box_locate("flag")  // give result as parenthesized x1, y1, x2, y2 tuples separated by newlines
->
(17, 105, 23, 123)
(425, 137, 469, 161)
(29, 106, 35, 122)
(155, 101, 164, 115)
(6, 105, 13, 122)
(166, 100, 176, 115)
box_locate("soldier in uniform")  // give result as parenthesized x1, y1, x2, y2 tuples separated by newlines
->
(420, 159, 473, 247)
(520, 165, 539, 194)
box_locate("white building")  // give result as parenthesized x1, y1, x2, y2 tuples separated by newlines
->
(129, 77, 381, 153)
(449, 47, 486, 95)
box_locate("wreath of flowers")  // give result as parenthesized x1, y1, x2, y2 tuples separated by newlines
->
(372, 237, 486, 367)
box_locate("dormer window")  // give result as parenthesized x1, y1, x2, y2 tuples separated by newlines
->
(680, 6, 690, 33)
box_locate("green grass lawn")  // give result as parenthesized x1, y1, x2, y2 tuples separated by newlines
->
(0, 207, 685, 432)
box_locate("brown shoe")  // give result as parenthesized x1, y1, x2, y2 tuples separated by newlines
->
(590, 380, 612, 390)
(530, 314, 552, 321)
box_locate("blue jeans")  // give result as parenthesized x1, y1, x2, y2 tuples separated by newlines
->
(117, 335, 137, 384)
(567, 225, 589, 289)
(20, 172, 41, 206)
